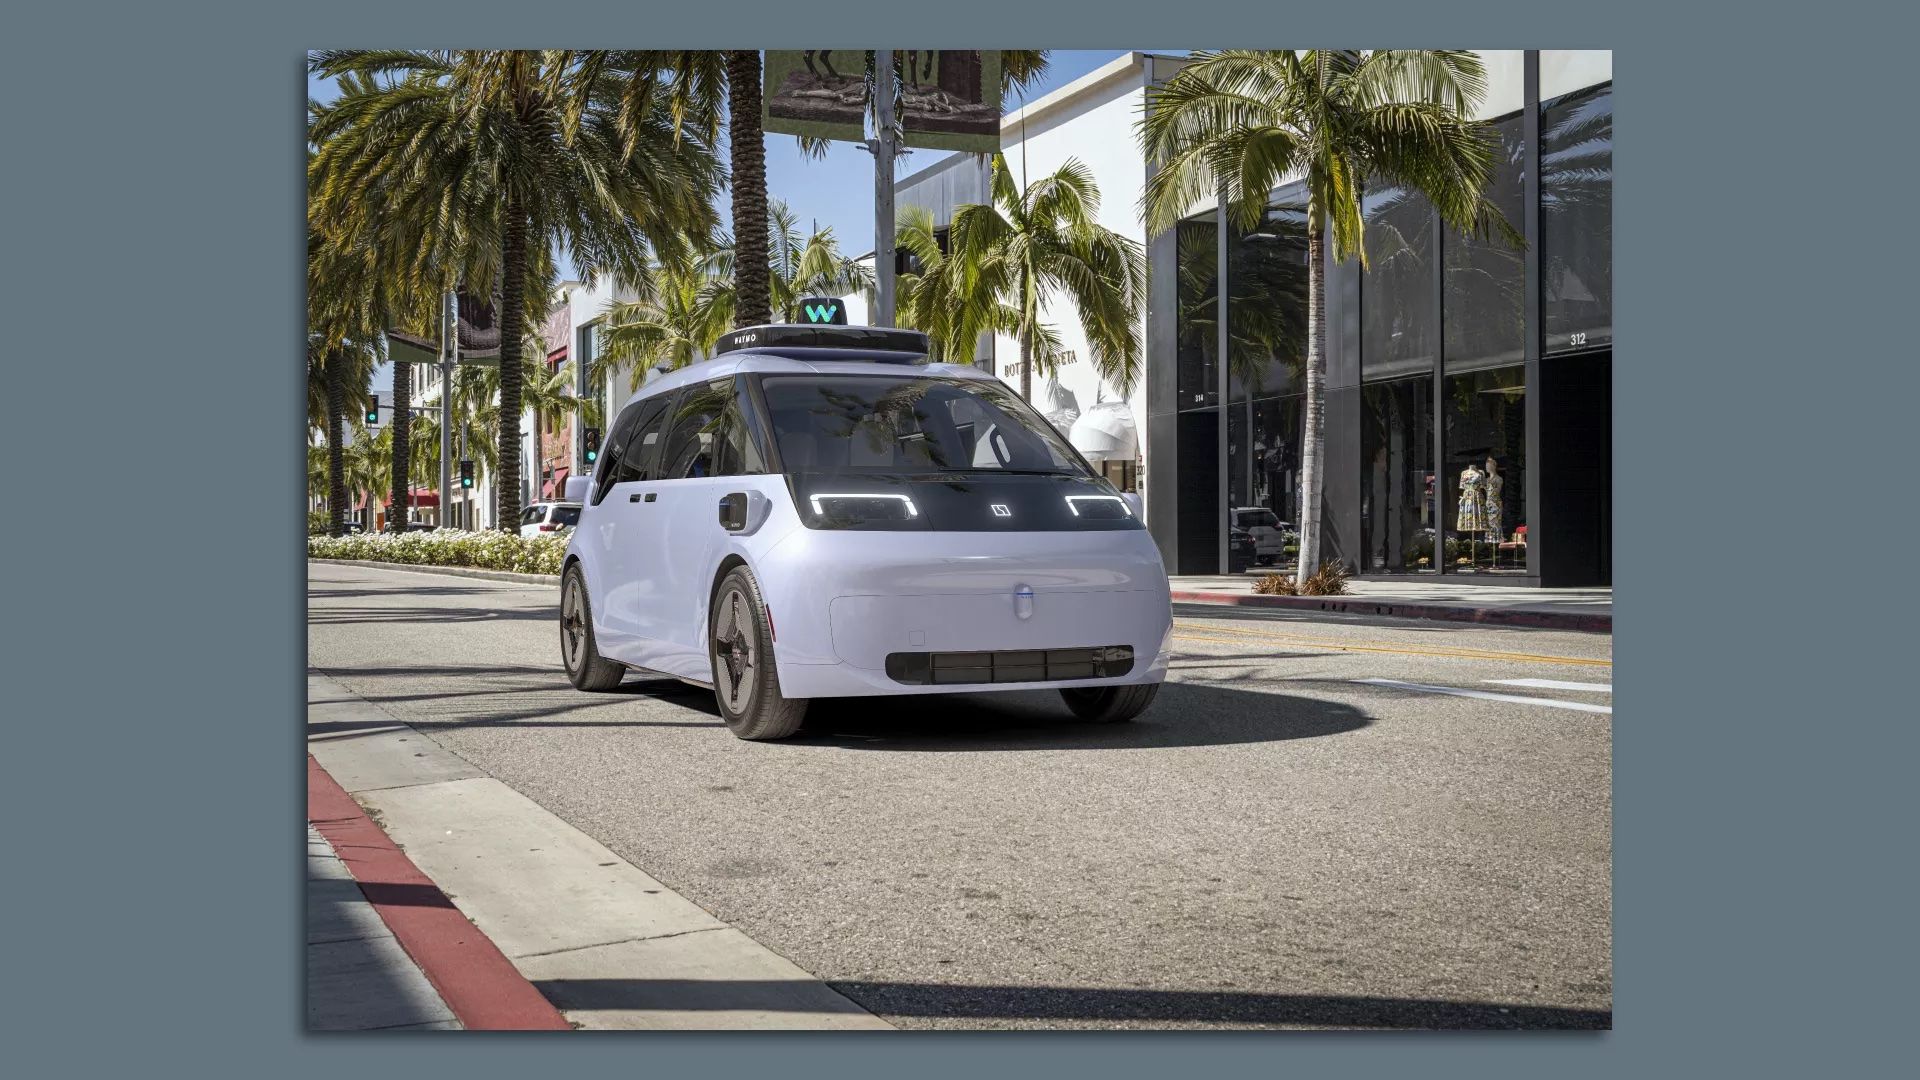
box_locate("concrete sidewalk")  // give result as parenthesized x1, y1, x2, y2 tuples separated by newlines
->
(306, 825, 461, 1031)
(1170, 576, 1611, 632)
(308, 670, 892, 1030)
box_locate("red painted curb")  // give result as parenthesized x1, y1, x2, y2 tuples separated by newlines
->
(1169, 590, 1611, 634)
(308, 756, 570, 1031)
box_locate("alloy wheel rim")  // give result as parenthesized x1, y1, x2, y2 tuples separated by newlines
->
(561, 577, 586, 672)
(713, 587, 755, 714)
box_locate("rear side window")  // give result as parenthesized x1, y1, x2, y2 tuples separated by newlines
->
(593, 396, 671, 503)
(551, 506, 580, 527)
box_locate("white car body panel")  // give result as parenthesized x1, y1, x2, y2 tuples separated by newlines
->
(563, 352, 1173, 700)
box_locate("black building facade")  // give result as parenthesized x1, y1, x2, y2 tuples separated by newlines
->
(1145, 52, 1611, 586)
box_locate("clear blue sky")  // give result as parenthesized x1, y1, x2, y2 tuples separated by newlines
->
(306, 50, 1152, 276)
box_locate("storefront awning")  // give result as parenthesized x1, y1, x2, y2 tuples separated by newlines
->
(1068, 402, 1138, 461)
(366, 488, 440, 509)
(541, 467, 569, 501)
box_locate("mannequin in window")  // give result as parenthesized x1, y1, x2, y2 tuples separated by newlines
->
(1481, 456, 1504, 542)
(1456, 461, 1488, 536)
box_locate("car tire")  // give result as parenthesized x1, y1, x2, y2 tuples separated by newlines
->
(710, 565, 808, 741)
(1060, 682, 1161, 724)
(561, 564, 625, 691)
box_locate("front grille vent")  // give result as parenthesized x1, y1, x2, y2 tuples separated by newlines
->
(884, 646, 1134, 685)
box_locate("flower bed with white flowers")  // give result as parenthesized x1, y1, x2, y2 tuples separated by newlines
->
(307, 529, 569, 576)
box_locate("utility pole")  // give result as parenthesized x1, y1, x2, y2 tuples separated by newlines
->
(573, 315, 588, 475)
(440, 290, 455, 529)
(872, 49, 897, 327)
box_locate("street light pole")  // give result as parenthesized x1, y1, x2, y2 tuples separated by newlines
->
(440, 290, 454, 528)
(872, 49, 897, 328)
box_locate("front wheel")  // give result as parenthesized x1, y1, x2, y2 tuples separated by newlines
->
(710, 566, 808, 741)
(1060, 682, 1160, 723)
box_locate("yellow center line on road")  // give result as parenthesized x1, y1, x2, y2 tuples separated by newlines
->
(1171, 622, 1612, 668)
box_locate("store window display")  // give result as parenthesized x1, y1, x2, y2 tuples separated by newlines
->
(1444, 367, 1527, 573)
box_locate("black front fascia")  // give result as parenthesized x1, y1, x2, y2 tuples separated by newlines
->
(787, 472, 1144, 532)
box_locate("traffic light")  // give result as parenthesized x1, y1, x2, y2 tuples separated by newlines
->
(584, 427, 602, 465)
(365, 396, 380, 425)
(459, 459, 474, 490)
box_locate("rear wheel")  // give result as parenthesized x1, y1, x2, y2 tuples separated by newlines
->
(710, 566, 808, 741)
(1060, 682, 1160, 723)
(561, 565, 625, 691)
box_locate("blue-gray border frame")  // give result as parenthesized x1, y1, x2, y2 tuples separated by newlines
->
(13, 0, 1913, 1075)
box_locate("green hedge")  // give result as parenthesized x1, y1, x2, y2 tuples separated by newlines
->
(307, 529, 569, 576)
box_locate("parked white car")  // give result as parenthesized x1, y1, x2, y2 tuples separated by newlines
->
(518, 502, 582, 538)
(559, 320, 1173, 740)
(1230, 506, 1291, 565)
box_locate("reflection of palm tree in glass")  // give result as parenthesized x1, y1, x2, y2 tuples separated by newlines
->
(1362, 184, 1437, 368)
(1541, 87, 1612, 342)
(1176, 214, 1311, 396)
(1444, 118, 1526, 364)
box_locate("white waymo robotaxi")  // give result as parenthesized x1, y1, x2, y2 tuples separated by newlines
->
(558, 313, 1173, 740)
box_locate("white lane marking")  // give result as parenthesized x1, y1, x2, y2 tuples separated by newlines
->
(1355, 678, 1613, 715)
(1487, 679, 1613, 694)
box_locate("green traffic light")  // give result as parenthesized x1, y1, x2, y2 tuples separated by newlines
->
(586, 450, 598, 463)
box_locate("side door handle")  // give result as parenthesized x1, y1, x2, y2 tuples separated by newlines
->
(630, 491, 657, 503)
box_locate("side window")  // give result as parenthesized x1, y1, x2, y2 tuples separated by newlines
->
(720, 376, 769, 476)
(593, 396, 669, 503)
(623, 399, 673, 482)
(659, 381, 731, 480)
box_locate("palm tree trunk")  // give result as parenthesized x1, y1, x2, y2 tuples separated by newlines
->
(325, 352, 349, 537)
(728, 50, 771, 328)
(388, 357, 411, 532)
(1296, 224, 1327, 578)
(497, 201, 527, 533)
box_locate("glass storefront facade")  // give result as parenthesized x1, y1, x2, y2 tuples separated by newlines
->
(1153, 54, 1611, 586)
(1173, 185, 1314, 572)
(1361, 377, 1433, 573)
(1542, 83, 1613, 355)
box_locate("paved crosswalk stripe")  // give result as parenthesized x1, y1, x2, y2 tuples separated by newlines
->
(1486, 679, 1613, 693)
(1354, 678, 1613, 715)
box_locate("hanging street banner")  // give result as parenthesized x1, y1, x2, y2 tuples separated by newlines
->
(763, 50, 868, 144)
(763, 51, 1004, 153)
(383, 290, 502, 368)
(897, 50, 1002, 152)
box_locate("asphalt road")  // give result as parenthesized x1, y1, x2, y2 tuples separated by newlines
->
(308, 561, 1612, 1029)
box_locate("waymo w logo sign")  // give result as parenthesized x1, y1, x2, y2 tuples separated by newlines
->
(800, 297, 847, 325)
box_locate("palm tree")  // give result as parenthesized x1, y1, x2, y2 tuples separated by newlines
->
(1139, 50, 1517, 577)
(417, 363, 502, 528)
(562, 50, 767, 330)
(946, 155, 1146, 400)
(307, 444, 332, 509)
(309, 51, 721, 532)
(599, 200, 873, 386)
(597, 253, 732, 387)
(345, 423, 391, 528)
(727, 51, 771, 329)
(306, 246, 384, 536)
(704, 200, 874, 326)
(896, 204, 1018, 364)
